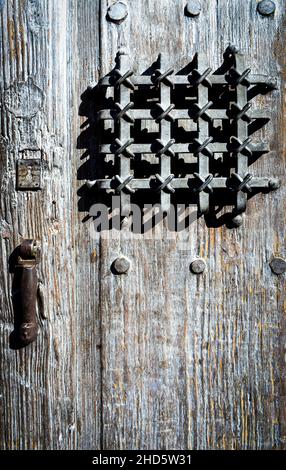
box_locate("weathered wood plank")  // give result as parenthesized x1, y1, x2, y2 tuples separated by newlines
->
(0, 0, 90, 449)
(98, 0, 286, 450)
(73, 0, 103, 450)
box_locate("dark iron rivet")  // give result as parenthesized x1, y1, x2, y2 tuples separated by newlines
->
(268, 178, 281, 190)
(190, 258, 206, 274)
(257, 0, 276, 16)
(226, 44, 239, 55)
(86, 179, 97, 189)
(265, 78, 277, 90)
(113, 257, 130, 274)
(231, 214, 243, 228)
(185, 0, 201, 17)
(269, 257, 286, 275)
(107, 1, 128, 24)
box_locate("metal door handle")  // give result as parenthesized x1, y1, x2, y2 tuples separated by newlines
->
(15, 239, 41, 345)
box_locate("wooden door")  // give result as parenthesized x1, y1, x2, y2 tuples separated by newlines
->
(0, 0, 285, 450)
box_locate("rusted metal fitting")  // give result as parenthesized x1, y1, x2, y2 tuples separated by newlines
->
(16, 159, 42, 190)
(15, 239, 41, 345)
(17, 239, 40, 263)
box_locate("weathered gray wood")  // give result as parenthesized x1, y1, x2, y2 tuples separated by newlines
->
(0, 0, 102, 449)
(0, 0, 285, 450)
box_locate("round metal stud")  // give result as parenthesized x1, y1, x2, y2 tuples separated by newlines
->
(107, 1, 128, 24)
(113, 257, 130, 274)
(269, 257, 286, 275)
(257, 0, 276, 16)
(231, 214, 243, 228)
(268, 178, 281, 190)
(190, 258, 206, 274)
(185, 0, 201, 17)
(265, 78, 277, 90)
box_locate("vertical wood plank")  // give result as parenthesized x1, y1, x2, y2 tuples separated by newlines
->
(0, 0, 81, 449)
(98, 0, 286, 450)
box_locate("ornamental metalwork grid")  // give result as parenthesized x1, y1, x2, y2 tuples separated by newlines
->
(87, 45, 280, 225)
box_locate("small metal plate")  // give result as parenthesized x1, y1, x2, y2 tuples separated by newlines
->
(17, 159, 42, 190)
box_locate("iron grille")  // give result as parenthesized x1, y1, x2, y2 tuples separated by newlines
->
(86, 46, 280, 226)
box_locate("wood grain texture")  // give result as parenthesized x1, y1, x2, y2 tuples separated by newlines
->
(0, 0, 285, 450)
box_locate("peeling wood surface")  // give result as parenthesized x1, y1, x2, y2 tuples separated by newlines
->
(0, 0, 285, 450)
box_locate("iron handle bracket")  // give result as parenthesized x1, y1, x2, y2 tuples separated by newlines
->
(15, 239, 41, 346)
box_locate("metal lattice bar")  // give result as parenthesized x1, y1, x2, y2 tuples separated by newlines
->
(196, 53, 211, 214)
(99, 142, 269, 154)
(97, 108, 268, 121)
(99, 73, 273, 87)
(156, 53, 173, 212)
(116, 51, 132, 215)
(93, 176, 274, 190)
(234, 53, 250, 214)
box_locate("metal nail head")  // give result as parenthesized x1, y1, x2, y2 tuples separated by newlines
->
(231, 214, 243, 228)
(257, 0, 276, 16)
(268, 178, 281, 190)
(107, 1, 128, 24)
(185, 0, 201, 17)
(190, 258, 206, 274)
(113, 257, 131, 274)
(269, 257, 286, 275)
